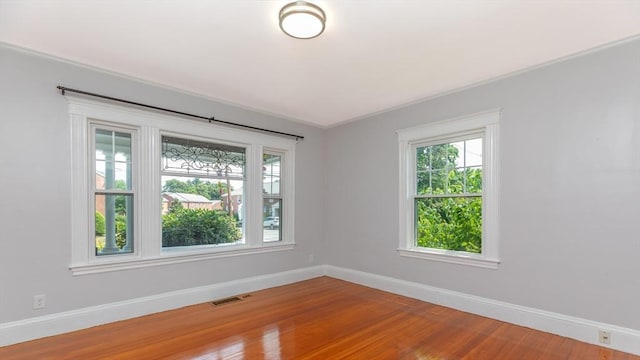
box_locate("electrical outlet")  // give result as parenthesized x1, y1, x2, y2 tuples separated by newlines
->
(33, 294, 46, 310)
(598, 330, 611, 345)
(309, 253, 315, 263)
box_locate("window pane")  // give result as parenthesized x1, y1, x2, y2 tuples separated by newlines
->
(415, 197, 482, 253)
(95, 129, 132, 190)
(95, 194, 133, 255)
(416, 138, 482, 195)
(449, 141, 464, 168)
(416, 146, 431, 172)
(447, 169, 465, 194)
(416, 170, 432, 195)
(263, 198, 282, 242)
(162, 136, 245, 178)
(161, 175, 244, 248)
(465, 166, 483, 193)
(263, 153, 281, 196)
(430, 169, 449, 194)
(428, 143, 452, 170)
(465, 138, 483, 167)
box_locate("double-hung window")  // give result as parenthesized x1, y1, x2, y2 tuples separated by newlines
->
(397, 110, 500, 269)
(263, 151, 283, 242)
(69, 97, 296, 275)
(91, 124, 136, 256)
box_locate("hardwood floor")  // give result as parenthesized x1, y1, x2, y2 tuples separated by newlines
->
(0, 277, 637, 359)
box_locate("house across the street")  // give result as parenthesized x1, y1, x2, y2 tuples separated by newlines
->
(161, 192, 221, 214)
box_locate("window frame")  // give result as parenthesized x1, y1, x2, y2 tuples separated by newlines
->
(397, 110, 500, 269)
(68, 96, 296, 275)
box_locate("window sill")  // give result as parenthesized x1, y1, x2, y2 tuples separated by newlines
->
(397, 248, 499, 269)
(70, 243, 295, 276)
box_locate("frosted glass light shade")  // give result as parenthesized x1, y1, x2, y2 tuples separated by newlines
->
(279, 1, 326, 39)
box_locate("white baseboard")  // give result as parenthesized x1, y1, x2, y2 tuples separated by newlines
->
(324, 265, 640, 356)
(0, 265, 325, 347)
(3, 264, 639, 356)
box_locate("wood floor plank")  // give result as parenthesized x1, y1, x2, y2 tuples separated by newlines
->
(0, 277, 637, 359)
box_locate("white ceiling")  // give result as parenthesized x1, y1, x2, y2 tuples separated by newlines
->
(1, 0, 640, 127)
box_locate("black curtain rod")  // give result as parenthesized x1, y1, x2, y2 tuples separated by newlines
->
(56, 86, 304, 141)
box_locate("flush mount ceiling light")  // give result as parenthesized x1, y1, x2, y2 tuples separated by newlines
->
(279, 1, 326, 39)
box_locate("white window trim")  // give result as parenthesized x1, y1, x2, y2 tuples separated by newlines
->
(68, 96, 296, 275)
(397, 109, 501, 269)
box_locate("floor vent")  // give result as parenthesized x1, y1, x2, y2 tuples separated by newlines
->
(211, 296, 243, 306)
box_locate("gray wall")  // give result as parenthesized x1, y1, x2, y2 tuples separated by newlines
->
(2, 38, 639, 333)
(0, 46, 326, 323)
(325, 39, 640, 330)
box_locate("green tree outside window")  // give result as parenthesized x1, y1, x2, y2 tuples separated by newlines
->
(415, 139, 482, 253)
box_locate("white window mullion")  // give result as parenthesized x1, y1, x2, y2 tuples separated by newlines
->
(247, 145, 263, 247)
(70, 113, 90, 267)
(282, 147, 295, 244)
(398, 138, 412, 250)
(141, 126, 162, 257)
(482, 123, 500, 262)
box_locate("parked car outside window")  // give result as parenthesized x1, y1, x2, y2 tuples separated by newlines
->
(263, 216, 279, 229)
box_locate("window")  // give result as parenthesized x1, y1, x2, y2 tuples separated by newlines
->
(161, 136, 246, 249)
(263, 152, 283, 242)
(91, 124, 136, 256)
(397, 110, 500, 269)
(69, 97, 296, 275)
